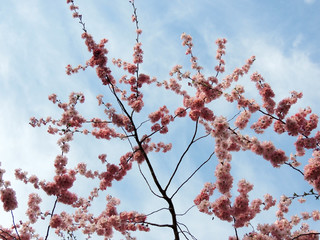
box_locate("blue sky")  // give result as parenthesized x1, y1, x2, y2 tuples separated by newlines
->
(1, 0, 320, 239)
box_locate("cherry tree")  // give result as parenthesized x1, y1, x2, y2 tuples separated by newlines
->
(1, 0, 320, 239)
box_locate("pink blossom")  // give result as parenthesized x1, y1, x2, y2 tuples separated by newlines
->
(235, 111, 251, 130)
(98, 154, 107, 164)
(251, 115, 273, 134)
(26, 193, 42, 223)
(189, 110, 201, 121)
(133, 42, 143, 64)
(211, 195, 232, 222)
(263, 194, 276, 210)
(133, 150, 145, 164)
(0, 188, 18, 211)
(48, 94, 57, 104)
(237, 179, 253, 195)
(50, 214, 62, 228)
(58, 190, 77, 205)
(174, 107, 187, 117)
(54, 174, 75, 190)
(304, 150, 320, 193)
(215, 162, 233, 194)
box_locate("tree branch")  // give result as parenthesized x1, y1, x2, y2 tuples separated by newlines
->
(11, 211, 20, 240)
(291, 232, 320, 240)
(138, 164, 163, 199)
(45, 197, 58, 240)
(165, 119, 199, 192)
(171, 151, 214, 199)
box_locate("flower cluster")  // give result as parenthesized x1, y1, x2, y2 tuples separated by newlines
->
(99, 152, 133, 190)
(149, 105, 173, 134)
(0, 187, 18, 212)
(214, 38, 227, 73)
(26, 193, 42, 223)
(40, 171, 77, 205)
(304, 150, 320, 193)
(194, 179, 274, 229)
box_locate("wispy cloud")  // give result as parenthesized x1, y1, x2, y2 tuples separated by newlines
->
(304, 0, 316, 4)
(1, 0, 320, 239)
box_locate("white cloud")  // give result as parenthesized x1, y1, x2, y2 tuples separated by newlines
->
(2, 0, 320, 239)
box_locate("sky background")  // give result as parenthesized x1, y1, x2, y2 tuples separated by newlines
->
(1, 0, 320, 239)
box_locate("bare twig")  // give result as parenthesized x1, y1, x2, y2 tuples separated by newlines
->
(146, 207, 169, 216)
(177, 221, 197, 240)
(171, 151, 214, 199)
(11, 211, 20, 240)
(291, 232, 320, 240)
(45, 197, 58, 240)
(138, 164, 163, 199)
(176, 205, 196, 216)
(284, 162, 304, 176)
(165, 119, 199, 192)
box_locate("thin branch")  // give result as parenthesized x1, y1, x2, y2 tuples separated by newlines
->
(141, 221, 173, 228)
(177, 221, 198, 240)
(193, 133, 210, 144)
(0, 232, 9, 240)
(11, 211, 20, 240)
(120, 125, 134, 150)
(215, 62, 221, 78)
(146, 207, 170, 216)
(0, 229, 16, 240)
(45, 197, 58, 240)
(228, 110, 242, 122)
(177, 224, 190, 240)
(284, 162, 304, 176)
(165, 119, 199, 192)
(288, 188, 320, 200)
(136, 119, 150, 130)
(138, 164, 163, 199)
(171, 151, 214, 199)
(291, 232, 320, 240)
(69, 0, 87, 33)
(234, 227, 239, 240)
(258, 109, 285, 123)
(176, 205, 196, 216)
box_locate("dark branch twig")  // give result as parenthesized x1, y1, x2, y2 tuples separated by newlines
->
(146, 207, 169, 216)
(284, 162, 304, 176)
(45, 197, 58, 240)
(165, 119, 199, 191)
(171, 151, 214, 199)
(176, 205, 196, 216)
(291, 232, 320, 240)
(11, 211, 20, 240)
(138, 164, 163, 199)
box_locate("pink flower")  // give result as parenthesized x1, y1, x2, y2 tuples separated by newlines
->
(133, 150, 145, 164)
(149, 110, 162, 123)
(48, 94, 57, 104)
(189, 110, 200, 121)
(98, 154, 107, 163)
(235, 111, 251, 130)
(54, 174, 75, 190)
(174, 107, 187, 117)
(263, 194, 276, 210)
(26, 193, 42, 223)
(0, 188, 18, 211)
(58, 190, 77, 205)
(215, 162, 233, 194)
(133, 42, 143, 64)
(50, 214, 62, 228)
